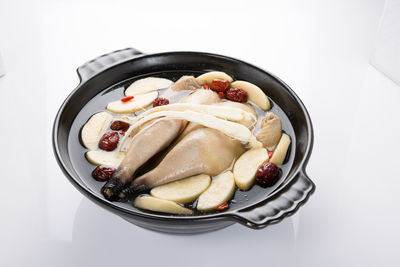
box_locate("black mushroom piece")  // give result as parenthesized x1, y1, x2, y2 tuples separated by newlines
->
(256, 112, 282, 148)
(171, 76, 203, 91)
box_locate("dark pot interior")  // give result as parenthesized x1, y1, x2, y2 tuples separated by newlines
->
(53, 49, 314, 233)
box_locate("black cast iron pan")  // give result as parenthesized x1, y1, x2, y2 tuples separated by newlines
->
(53, 48, 315, 234)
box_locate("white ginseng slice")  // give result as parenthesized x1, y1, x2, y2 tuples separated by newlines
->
(125, 77, 173, 96)
(81, 112, 112, 150)
(196, 71, 233, 85)
(118, 131, 133, 152)
(230, 80, 271, 110)
(135, 103, 255, 123)
(134, 196, 193, 215)
(106, 91, 158, 114)
(128, 110, 262, 148)
(86, 150, 126, 167)
(233, 148, 269, 190)
(214, 101, 258, 129)
(269, 133, 291, 165)
(197, 171, 236, 212)
(150, 174, 211, 204)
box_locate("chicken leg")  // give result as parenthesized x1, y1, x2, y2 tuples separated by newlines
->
(120, 128, 245, 199)
(102, 119, 185, 200)
(102, 89, 220, 200)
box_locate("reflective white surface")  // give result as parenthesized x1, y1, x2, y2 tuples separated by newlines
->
(1, 0, 399, 266)
(370, 0, 400, 85)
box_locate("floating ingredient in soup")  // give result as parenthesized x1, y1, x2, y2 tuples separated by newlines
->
(92, 166, 116, 182)
(153, 97, 170, 107)
(125, 77, 173, 96)
(230, 80, 271, 110)
(255, 162, 279, 187)
(213, 101, 257, 129)
(171, 76, 202, 91)
(256, 112, 282, 148)
(196, 71, 233, 85)
(86, 150, 126, 167)
(98, 131, 119, 151)
(269, 133, 291, 165)
(150, 174, 211, 204)
(209, 79, 230, 92)
(106, 91, 158, 113)
(110, 120, 130, 131)
(126, 110, 261, 148)
(136, 102, 254, 123)
(81, 112, 112, 150)
(225, 87, 248, 102)
(134, 195, 193, 215)
(181, 88, 220, 104)
(215, 202, 229, 211)
(197, 171, 236, 212)
(233, 147, 269, 191)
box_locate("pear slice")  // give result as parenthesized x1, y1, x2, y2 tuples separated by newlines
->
(134, 196, 193, 215)
(230, 81, 271, 110)
(196, 71, 233, 85)
(197, 171, 236, 212)
(81, 112, 112, 150)
(233, 148, 269, 190)
(150, 174, 211, 204)
(86, 150, 126, 167)
(269, 133, 291, 165)
(107, 91, 158, 114)
(125, 77, 173, 96)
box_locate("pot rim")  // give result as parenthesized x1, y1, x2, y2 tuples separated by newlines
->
(52, 49, 314, 224)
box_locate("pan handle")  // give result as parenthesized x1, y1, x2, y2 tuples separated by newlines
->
(76, 47, 143, 83)
(229, 169, 315, 229)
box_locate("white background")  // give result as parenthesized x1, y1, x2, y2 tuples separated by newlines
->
(1, 0, 399, 266)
